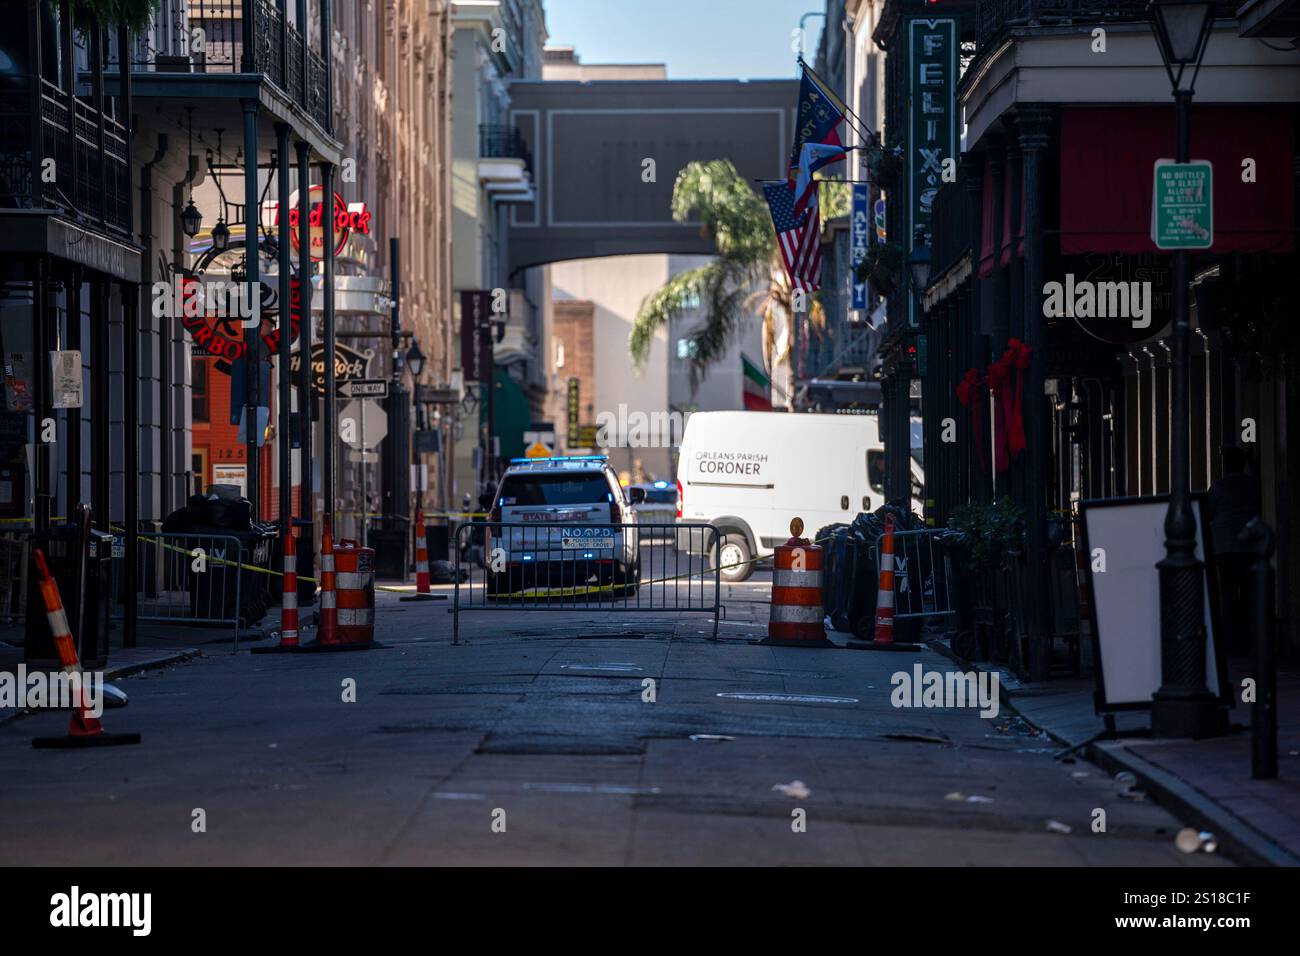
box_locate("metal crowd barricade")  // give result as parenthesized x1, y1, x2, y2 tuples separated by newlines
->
(453, 522, 721, 645)
(868, 527, 957, 622)
(111, 532, 246, 650)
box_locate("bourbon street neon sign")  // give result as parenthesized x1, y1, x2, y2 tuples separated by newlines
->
(262, 186, 372, 262)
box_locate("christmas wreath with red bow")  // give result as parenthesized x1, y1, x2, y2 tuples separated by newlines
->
(987, 337, 1033, 471)
(955, 368, 987, 468)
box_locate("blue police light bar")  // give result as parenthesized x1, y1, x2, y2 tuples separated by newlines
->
(652, 480, 670, 489)
(508, 455, 609, 464)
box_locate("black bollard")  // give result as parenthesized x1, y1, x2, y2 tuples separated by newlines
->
(1239, 517, 1276, 780)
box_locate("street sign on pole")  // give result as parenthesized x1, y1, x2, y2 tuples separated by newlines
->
(336, 378, 389, 399)
(339, 398, 388, 450)
(523, 427, 555, 459)
(1151, 159, 1213, 250)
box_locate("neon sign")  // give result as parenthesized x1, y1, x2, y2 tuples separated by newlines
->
(262, 186, 372, 261)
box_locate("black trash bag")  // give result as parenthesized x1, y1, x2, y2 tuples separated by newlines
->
(430, 559, 468, 584)
(162, 491, 253, 532)
(814, 523, 853, 633)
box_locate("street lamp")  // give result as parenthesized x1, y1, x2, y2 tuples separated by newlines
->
(907, 226, 931, 301)
(210, 217, 230, 251)
(406, 339, 426, 379)
(1149, 0, 1215, 93)
(180, 199, 202, 238)
(181, 107, 202, 237)
(1148, 0, 1223, 738)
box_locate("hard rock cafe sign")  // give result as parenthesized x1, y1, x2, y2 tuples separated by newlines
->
(261, 186, 372, 262)
(290, 343, 374, 396)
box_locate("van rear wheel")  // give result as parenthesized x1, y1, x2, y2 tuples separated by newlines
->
(713, 534, 753, 583)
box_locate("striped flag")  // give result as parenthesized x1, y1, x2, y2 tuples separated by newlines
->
(763, 180, 822, 292)
(794, 142, 847, 217)
(741, 354, 773, 411)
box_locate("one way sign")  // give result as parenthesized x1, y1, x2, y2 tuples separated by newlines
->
(336, 379, 389, 399)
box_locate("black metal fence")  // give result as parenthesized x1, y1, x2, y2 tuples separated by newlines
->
(975, 0, 1236, 50)
(478, 124, 533, 173)
(452, 522, 721, 644)
(0, 81, 132, 237)
(110, 0, 330, 129)
(110, 532, 247, 650)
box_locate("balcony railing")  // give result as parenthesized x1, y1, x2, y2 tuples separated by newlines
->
(976, 0, 1236, 49)
(0, 80, 131, 237)
(110, 0, 330, 130)
(478, 124, 533, 174)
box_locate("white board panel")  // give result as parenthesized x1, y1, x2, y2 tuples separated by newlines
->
(1083, 498, 1220, 709)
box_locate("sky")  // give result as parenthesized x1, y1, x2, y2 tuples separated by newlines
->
(541, 0, 827, 80)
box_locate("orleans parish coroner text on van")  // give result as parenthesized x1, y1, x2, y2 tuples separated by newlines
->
(693, 450, 769, 476)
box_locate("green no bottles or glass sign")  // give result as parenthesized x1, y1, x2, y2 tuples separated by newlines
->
(1151, 159, 1213, 250)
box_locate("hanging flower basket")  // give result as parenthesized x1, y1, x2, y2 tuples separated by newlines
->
(854, 241, 903, 298)
(875, 150, 903, 189)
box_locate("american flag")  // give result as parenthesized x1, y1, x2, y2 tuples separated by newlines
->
(763, 180, 822, 292)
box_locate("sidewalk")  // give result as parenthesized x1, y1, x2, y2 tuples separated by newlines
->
(0, 614, 241, 727)
(933, 639, 1300, 866)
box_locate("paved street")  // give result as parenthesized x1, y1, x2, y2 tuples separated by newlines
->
(0, 570, 1231, 866)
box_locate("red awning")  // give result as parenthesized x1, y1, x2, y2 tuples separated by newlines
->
(1059, 106, 1294, 255)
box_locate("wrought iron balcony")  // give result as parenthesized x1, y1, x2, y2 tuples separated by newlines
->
(976, 0, 1236, 49)
(113, 0, 330, 130)
(0, 81, 131, 237)
(478, 124, 533, 173)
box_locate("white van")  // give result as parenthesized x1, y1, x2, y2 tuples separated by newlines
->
(675, 411, 924, 582)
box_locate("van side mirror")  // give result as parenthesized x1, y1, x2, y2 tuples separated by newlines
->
(628, 487, 646, 505)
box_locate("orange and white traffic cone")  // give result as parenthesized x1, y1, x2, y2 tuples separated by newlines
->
(317, 517, 338, 644)
(402, 509, 443, 602)
(849, 514, 920, 652)
(31, 550, 140, 749)
(252, 524, 302, 654)
(873, 515, 896, 644)
(415, 511, 430, 593)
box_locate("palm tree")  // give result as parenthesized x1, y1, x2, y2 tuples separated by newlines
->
(629, 159, 848, 391)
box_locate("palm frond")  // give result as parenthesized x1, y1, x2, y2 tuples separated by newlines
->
(687, 261, 753, 383)
(629, 262, 722, 367)
(670, 160, 774, 267)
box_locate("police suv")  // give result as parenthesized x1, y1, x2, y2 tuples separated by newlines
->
(488, 455, 641, 596)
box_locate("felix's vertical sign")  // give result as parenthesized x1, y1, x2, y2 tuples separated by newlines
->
(907, 17, 957, 327)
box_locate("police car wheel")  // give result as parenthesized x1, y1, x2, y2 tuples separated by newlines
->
(715, 534, 752, 583)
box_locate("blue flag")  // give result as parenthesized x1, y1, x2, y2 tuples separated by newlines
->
(788, 65, 846, 183)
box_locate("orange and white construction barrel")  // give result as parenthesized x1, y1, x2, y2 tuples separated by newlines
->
(763, 517, 833, 648)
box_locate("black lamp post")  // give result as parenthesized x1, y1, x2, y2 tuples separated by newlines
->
(1148, 0, 1222, 738)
